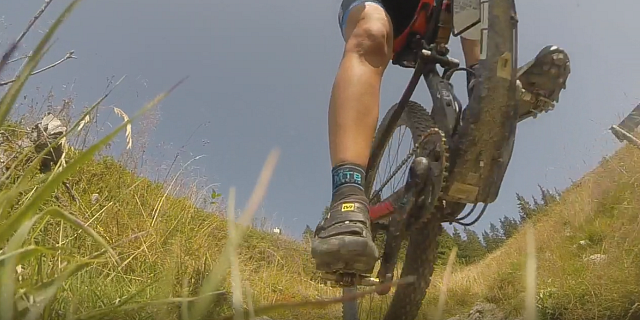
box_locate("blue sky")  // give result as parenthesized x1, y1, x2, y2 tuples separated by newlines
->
(2, 0, 640, 238)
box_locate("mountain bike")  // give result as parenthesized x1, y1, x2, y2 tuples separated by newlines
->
(322, 0, 522, 319)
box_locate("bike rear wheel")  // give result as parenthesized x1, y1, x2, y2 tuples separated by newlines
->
(341, 101, 445, 320)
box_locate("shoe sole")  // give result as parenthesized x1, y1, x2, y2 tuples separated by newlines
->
(311, 235, 379, 275)
(517, 45, 571, 103)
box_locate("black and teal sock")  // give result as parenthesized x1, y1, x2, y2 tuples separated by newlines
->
(331, 163, 366, 204)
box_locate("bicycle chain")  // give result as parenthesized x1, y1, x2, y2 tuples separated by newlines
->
(371, 126, 449, 210)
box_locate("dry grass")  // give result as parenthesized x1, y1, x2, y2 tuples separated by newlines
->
(423, 145, 640, 319)
(3, 1, 640, 320)
(0, 3, 348, 319)
(42, 154, 343, 320)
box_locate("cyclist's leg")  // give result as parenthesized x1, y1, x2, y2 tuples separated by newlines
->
(460, 36, 481, 68)
(456, 10, 482, 98)
(311, 0, 394, 275)
(460, 36, 481, 98)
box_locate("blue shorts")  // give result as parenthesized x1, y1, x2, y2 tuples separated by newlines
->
(338, 0, 384, 40)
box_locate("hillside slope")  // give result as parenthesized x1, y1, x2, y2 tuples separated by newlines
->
(6, 116, 640, 320)
(9, 135, 640, 320)
(6, 152, 342, 320)
(4, 2, 640, 319)
(421, 144, 640, 319)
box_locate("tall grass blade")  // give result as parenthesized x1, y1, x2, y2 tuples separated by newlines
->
(0, 215, 40, 320)
(72, 290, 226, 320)
(21, 261, 94, 320)
(43, 207, 118, 263)
(0, 0, 83, 127)
(69, 280, 159, 320)
(0, 245, 61, 264)
(245, 284, 255, 320)
(0, 40, 20, 74)
(226, 188, 244, 320)
(0, 79, 186, 249)
(189, 148, 279, 320)
(524, 224, 537, 320)
(0, 147, 53, 222)
(435, 246, 458, 320)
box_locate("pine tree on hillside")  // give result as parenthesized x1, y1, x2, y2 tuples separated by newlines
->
(516, 193, 537, 223)
(482, 223, 506, 253)
(488, 222, 505, 250)
(482, 230, 495, 253)
(538, 184, 560, 207)
(436, 229, 456, 264)
(452, 227, 464, 248)
(302, 225, 314, 241)
(474, 186, 565, 255)
(481, 230, 493, 252)
(450, 227, 465, 264)
(458, 227, 487, 264)
(531, 195, 542, 210)
(517, 185, 563, 224)
(499, 215, 520, 239)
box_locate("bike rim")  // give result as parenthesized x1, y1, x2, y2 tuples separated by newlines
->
(345, 122, 417, 320)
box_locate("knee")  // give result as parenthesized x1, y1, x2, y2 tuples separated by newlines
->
(344, 8, 393, 66)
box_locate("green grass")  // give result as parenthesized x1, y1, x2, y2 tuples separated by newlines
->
(0, 2, 342, 319)
(3, 1, 640, 320)
(422, 146, 640, 320)
(5, 151, 341, 320)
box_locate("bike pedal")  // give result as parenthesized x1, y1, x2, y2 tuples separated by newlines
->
(519, 87, 556, 119)
(320, 272, 380, 287)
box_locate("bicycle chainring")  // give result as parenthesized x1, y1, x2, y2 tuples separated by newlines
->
(407, 127, 449, 229)
(372, 127, 449, 289)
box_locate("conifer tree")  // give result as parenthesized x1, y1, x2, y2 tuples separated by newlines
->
(459, 227, 487, 263)
(302, 225, 314, 241)
(499, 215, 520, 239)
(436, 229, 456, 264)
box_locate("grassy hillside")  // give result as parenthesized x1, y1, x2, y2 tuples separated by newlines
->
(7, 123, 640, 320)
(17, 155, 342, 320)
(0, 3, 345, 318)
(421, 144, 640, 319)
(3, 3, 640, 319)
(0, 117, 345, 320)
(12, 131, 640, 320)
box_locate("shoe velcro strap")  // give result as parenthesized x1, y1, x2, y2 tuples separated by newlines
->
(323, 202, 369, 227)
(316, 222, 368, 239)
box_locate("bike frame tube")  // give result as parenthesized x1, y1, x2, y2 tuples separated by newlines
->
(364, 58, 425, 192)
(422, 63, 462, 138)
(363, 0, 445, 190)
(368, 56, 461, 223)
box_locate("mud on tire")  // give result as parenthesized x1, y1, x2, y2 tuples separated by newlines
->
(345, 100, 444, 320)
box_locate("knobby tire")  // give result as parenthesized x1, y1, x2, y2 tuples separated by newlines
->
(342, 101, 444, 320)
